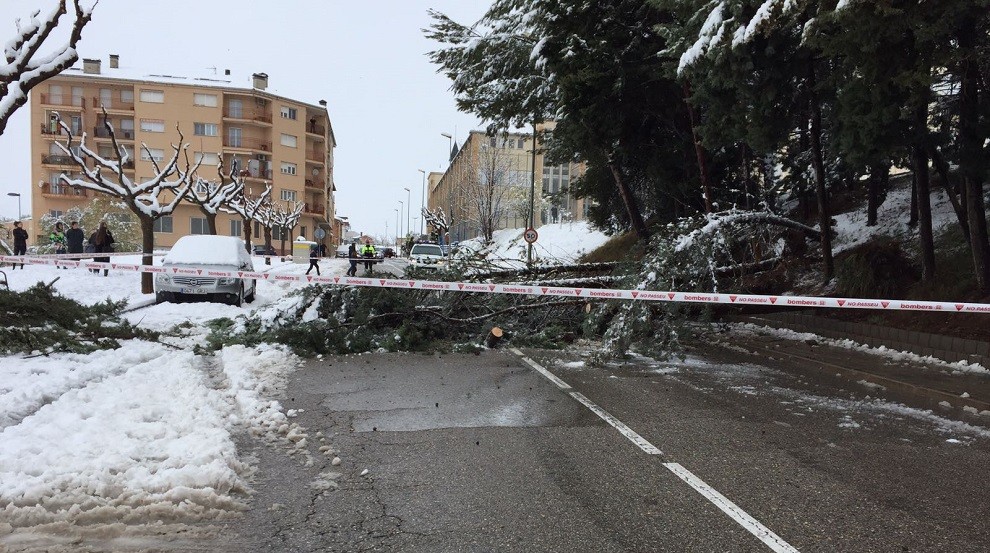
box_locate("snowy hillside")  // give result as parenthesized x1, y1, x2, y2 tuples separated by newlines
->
(455, 220, 609, 268)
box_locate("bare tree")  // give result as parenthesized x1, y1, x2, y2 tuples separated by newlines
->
(184, 157, 243, 235)
(254, 200, 303, 262)
(422, 206, 451, 242)
(1, 0, 95, 135)
(54, 112, 200, 293)
(222, 176, 271, 254)
(466, 143, 524, 243)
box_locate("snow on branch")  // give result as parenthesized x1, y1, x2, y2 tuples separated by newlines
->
(186, 156, 244, 218)
(52, 110, 200, 220)
(0, 0, 95, 135)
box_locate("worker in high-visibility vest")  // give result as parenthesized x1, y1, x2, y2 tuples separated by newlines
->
(361, 242, 377, 273)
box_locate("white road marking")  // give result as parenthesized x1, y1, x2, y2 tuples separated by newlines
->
(568, 390, 663, 455)
(512, 349, 800, 552)
(509, 348, 572, 390)
(664, 462, 800, 553)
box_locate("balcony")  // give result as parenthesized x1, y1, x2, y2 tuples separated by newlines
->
(305, 178, 326, 191)
(238, 167, 273, 180)
(223, 108, 273, 125)
(93, 126, 135, 140)
(305, 149, 325, 163)
(92, 97, 134, 111)
(41, 153, 77, 167)
(39, 94, 85, 109)
(222, 137, 272, 152)
(40, 182, 88, 198)
(304, 203, 325, 215)
(40, 124, 70, 136)
(306, 122, 326, 137)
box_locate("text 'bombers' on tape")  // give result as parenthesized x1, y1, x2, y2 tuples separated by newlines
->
(2, 254, 990, 314)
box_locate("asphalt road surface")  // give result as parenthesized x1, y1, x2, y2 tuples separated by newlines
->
(219, 342, 990, 552)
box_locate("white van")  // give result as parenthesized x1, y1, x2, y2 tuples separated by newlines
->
(155, 235, 257, 306)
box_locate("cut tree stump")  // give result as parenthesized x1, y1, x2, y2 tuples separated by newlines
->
(485, 327, 504, 348)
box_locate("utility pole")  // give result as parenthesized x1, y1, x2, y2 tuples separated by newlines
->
(418, 169, 426, 235)
(527, 119, 537, 268)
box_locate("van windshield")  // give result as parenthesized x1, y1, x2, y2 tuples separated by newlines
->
(411, 244, 443, 257)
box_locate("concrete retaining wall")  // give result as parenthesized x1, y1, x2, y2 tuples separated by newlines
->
(734, 310, 990, 369)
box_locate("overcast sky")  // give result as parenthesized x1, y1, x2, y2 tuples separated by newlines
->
(0, 0, 490, 236)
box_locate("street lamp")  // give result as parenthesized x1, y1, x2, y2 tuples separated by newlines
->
(6, 192, 21, 221)
(393, 208, 399, 246)
(441, 133, 452, 164)
(398, 200, 404, 240)
(417, 169, 426, 235)
(403, 187, 411, 239)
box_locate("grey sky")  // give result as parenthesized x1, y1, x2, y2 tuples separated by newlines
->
(0, 0, 490, 237)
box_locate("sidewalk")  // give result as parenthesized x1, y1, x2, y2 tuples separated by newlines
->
(721, 311, 990, 416)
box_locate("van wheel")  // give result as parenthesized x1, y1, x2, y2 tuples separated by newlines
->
(231, 284, 244, 307)
(155, 292, 165, 304)
(245, 283, 255, 303)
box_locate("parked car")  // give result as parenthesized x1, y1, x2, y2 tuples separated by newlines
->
(155, 235, 257, 306)
(408, 243, 446, 271)
(253, 244, 276, 256)
(382, 247, 395, 258)
(335, 244, 351, 258)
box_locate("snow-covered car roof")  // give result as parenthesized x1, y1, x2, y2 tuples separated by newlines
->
(163, 235, 251, 266)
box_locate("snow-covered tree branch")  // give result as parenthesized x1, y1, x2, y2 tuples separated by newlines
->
(185, 156, 244, 235)
(0, 0, 95, 135)
(53, 112, 200, 293)
(221, 170, 270, 254)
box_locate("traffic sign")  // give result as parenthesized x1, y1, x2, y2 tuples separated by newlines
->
(314, 228, 327, 239)
(523, 227, 538, 244)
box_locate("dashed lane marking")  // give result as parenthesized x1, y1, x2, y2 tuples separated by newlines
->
(512, 349, 799, 553)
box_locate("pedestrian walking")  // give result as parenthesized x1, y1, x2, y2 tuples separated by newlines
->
(89, 222, 115, 276)
(305, 246, 321, 276)
(49, 222, 68, 269)
(346, 242, 358, 277)
(12, 221, 28, 269)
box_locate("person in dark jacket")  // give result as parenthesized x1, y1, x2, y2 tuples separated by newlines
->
(88, 222, 115, 276)
(305, 246, 321, 276)
(66, 221, 85, 256)
(346, 242, 358, 277)
(12, 221, 28, 269)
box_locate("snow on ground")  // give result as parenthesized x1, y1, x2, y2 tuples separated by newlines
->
(831, 179, 958, 254)
(0, 255, 348, 538)
(455, 220, 609, 268)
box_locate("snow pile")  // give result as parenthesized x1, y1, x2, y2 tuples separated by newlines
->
(0, 344, 248, 527)
(219, 344, 300, 434)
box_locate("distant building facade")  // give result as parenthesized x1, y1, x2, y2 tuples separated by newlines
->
(29, 56, 337, 252)
(427, 127, 588, 242)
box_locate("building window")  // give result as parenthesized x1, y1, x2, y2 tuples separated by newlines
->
(193, 93, 218, 107)
(194, 152, 219, 166)
(300, 226, 307, 239)
(280, 133, 297, 148)
(190, 217, 208, 235)
(280, 106, 297, 120)
(194, 123, 218, 136)
(154, 216, 173, 233)
(280, 189, 297, 202)
(49, 84, 63, 103)
(139, 89, 164, 103)
(49, 210, 64, 219)
(273, 226, 288, 241)
(518, 138, 525, 149)
(120, 89, 134, 103)
(254, 221, 261, 237)
(140, 148, 165, 162)
(280, 162, 297, 176)
(140, 119, 165, 133)
(230, 219, 242, 237)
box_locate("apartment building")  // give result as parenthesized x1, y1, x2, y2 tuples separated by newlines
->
(427, 128, 588, 243)
(29, 56, 336, 252)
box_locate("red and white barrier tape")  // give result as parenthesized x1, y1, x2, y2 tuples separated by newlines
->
(2, 254, 988, 314)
